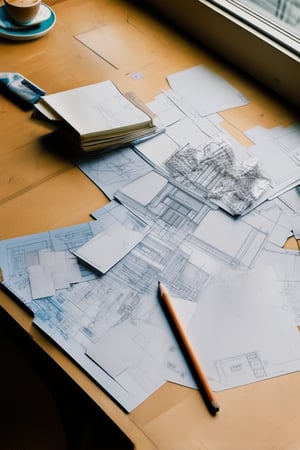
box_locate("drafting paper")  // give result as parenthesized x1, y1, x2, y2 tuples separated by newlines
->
(167, 65, 249, 116)
(28, 264, 55, 299)
(241, 124, 300, 214)
(39, 249, 70, 290)
(75, 220, 148, 273)
(188, 267, 300, 390)
(147, 93, 185, 127)
(291, 214, 300, 239)
(119, 171, 168, 205)
(77, 146, 152, 201)
(279, 186, 300, 214)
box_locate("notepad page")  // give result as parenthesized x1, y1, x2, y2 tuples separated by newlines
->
(39, 80, 152, 139)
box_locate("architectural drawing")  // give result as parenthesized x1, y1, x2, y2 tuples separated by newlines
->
(215, 352, 268, 386)
(115, 170, 269, 271)
(1, 66, 299, 412)
(0, 202, 165, 411)
(162, 139, 270, 215)
(76, 146, 152, 200)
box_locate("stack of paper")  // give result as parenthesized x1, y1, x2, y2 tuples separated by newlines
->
(34, 80, 158, 152)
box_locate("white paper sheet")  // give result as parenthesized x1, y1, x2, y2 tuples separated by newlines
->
(165, 266, 300, 390)
(167, 65, 249, 116)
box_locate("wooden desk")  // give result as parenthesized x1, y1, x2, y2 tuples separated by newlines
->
(1, 1, 299, 448)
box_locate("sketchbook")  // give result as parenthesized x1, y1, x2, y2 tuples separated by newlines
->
(33, 80, 158, 152)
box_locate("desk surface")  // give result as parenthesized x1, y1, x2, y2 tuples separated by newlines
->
(1, 0, 300, 449)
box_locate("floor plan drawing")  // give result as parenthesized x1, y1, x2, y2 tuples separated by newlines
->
(1, 65, 300, 413)
(115, 170, 270, 271)
(76, 146, 152, 200)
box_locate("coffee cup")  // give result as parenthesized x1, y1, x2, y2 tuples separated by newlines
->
(4, 0, 41, 25)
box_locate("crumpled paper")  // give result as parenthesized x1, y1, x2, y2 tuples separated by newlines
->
(165, 138, 270, 215)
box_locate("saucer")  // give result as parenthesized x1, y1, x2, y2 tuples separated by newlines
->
(0, 3, 56, 40)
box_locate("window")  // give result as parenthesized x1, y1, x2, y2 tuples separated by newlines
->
(143, 0, 300, 108)
(212, 0, 300, 54)
(238, 0, 300, 37)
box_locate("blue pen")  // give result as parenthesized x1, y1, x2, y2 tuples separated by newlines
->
(0, 72, 45, 108)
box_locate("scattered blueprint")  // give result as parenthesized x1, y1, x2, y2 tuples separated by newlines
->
(1, 164, 285, 410)
(86, 183, 300, 394)
(279, 185, 300, 213)
(1, 64, 300, 412)
(132, 94, 271, 216)
(159, 93, 222, 141)
(146, 93, 186, 128)
(241, 123, 300, 214)
(162, 139, 270, 215)
(75, 66, 299, 218)
(76, 88, 255, 215)
(135, 80, 299, 217)
(1, 168, 299, 411)
(134, 91, 249, 165)
(86, 173, 299, 396)
(166, 65, 249, 116)
(0, 201, 162, 411)
(242, 197, 294, 248)
(28, 249, 82, 299)
(76, 146, 153, 200)
(114, 170, 285, 270)
(255, 246, 300, 326)
(74, 204, 151, 273)
(163, 266, 300, 391)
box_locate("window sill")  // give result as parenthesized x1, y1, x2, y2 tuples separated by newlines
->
(142, 0, 300, 109)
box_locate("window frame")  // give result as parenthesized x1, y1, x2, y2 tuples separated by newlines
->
(212, 0, 300, 55)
